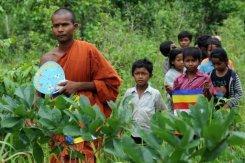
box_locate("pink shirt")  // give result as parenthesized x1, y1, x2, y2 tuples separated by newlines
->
(173, 71, 211, 90)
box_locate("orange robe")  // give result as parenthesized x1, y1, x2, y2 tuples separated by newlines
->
(59, 40, 121, 117)
(50, 40, 121, 163)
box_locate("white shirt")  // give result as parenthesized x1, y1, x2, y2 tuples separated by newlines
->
(124, 85, 166, 137)
(164, 68, 183, 87)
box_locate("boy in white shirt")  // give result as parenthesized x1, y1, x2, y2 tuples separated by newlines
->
(124, 59, 167, 144)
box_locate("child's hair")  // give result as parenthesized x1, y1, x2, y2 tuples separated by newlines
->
(178, 31, 193, 42)
(159, 41, 175, 57)
(132, 58, 153, 77)
(207, 37, 222, 47)
(195, 35, 212, 49)
(169, 48, 183, 68)
(210, 48, 228, 63)
(183, 47, 202, 61)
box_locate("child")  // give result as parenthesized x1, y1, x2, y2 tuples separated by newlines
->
(173, 47, 212, 114)
(178, 31, 192, 48)
(210, 48, 243, 109)
(124, 59, 166, 143)
(159, 40, 176, 74)
(199, 37, 234, 74)
(164, 48, 184, 94)
(164, 48, 185, 111)
(195, 35, 211, 60)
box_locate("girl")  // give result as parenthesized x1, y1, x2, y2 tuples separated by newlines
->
(164, 48, 184, 94)
(164, 48, 184, 110)
(210, 48, 243, 109)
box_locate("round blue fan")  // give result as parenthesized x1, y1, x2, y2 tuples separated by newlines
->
(33, 61, 65, 95)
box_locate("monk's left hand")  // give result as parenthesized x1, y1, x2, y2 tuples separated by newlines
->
(58, 80, 81, 95)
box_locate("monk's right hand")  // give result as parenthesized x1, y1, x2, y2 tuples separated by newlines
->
(58, 80, 81, 95)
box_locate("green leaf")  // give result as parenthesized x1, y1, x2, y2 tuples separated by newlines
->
(1, 117, 22, 128)
(80, 105, 95, 119)
(141, 147, 154, 163)
(32, 141, 44, 163)
(93, 105, 105, 121)
(89, 119, 104, 134)
(24, 127, 44, 141)
(228, 131, 245, 145)
(2, 95, 18, 109)
(63, 109, 78, 122)
(13, 105, 27, 117)
(14, 86, 34, 107)
(79, 95, 91, 107)
(38, 106, 62, 123)
(50, 108, 62, 123)
(38, 105, 51, 119)
(68, 149, 84, 160)
(202, 137, 228, 162)
(121, 137, 143, 162)
(54, 96, 69, 110)
(38, 118, 55, 130)
(63, 125, 81, 136)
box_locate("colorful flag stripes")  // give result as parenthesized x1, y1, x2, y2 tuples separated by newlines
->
(172, 89, 203, 110)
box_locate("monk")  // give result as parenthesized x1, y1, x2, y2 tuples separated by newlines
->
(40, 8, 122, 163)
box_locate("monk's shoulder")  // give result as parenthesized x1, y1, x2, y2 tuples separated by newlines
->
(76, 40, 98, 51)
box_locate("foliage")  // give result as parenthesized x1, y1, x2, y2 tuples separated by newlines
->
(0, 61, 38, 96)
(0, 86, 134, 162)
(0, 0, 244, 162)
(0, 86, 244, 162)
(103, 96, 245, 162)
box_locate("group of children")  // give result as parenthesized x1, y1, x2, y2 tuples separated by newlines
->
(124, 31, 243, 143)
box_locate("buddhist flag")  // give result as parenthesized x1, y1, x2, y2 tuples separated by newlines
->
(172, 88, 203, 111)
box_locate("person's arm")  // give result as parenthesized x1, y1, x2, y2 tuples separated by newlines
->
(155, 91, 167, 112)
(58, 81, 96, 95)
(89, 45, 122, 103)
(164, 71, 174, 94)
(227, 74, 243, 108)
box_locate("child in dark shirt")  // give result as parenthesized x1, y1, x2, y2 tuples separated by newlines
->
(210, 48, 243, 109)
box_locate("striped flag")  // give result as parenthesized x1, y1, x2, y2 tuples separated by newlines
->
(172, 88, 203, 114)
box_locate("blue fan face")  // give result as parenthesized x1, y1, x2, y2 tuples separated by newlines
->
(33, 61, 65, 95)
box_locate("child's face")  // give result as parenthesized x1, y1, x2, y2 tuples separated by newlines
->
(184, 56, 200, 73)
(207, 44, 218, 56)
(133, 67, 150, 87)
(179, 37, 191, 48)
(172, 53, 184, 71)
(211, 58, 227, 72)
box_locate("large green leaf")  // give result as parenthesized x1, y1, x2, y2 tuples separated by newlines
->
(228, 131, 245, 145)
(141, 147, 154, 163)
(38, 118, 55, 130)
(1, 117, 22, 128)
(50, 108, 62, 123)
(54, 96, 70, 110)
(13, 104, 27, 117)
(14, 86, 34, 107)
(38, 105, 51, 119)
(38, 106, 62, 124)
(79, 95, 91, 108)
(104, 139, 128, 159)
(121, 137, 144, 162)
(89, 119, 103, 134)
(23, 127, 44, 141)
(63, 125, 81, 136)
(32, 141, 44, 163)
(202, 138, 228, 162)
(1, 95, 18, 109)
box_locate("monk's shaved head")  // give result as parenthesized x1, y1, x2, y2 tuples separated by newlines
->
(52, 8, 76, 23)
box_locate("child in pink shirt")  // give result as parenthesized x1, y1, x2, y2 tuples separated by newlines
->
(173, 47, 213, 113)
